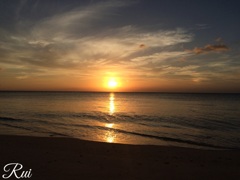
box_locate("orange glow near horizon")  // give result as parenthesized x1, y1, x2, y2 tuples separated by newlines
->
(3, 73, 239, 93)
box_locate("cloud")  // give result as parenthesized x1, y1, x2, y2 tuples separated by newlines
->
(131, 51, 190, 64)
(15, 0, 28, 20)
(31, 0, 129, 40)
(190, 44, 229, 54)
(16, 75, 28, 79)
(139, 44, 146, 48)
(215, 37, 223, 43)
(0, 0, 194, 80)
(195, 24, 210, 30)
(76, 27, 192, 61)
(0, 22, 192, 71)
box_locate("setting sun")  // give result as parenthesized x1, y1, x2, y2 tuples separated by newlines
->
(102, 76, 122, 91)
(108, 79, 117, 88)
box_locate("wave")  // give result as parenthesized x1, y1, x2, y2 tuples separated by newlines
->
(0, 121, 69, 137)
(1, 111, 240, 150)
(0, 116, 26, 122)
(63, 123, 238, 150)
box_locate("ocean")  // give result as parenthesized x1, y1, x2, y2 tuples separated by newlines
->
(0, 92, 240, 149)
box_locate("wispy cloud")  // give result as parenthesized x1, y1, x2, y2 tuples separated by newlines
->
(0, 0, 193, 78)
(189, 44, 229, 54)
(15, 0, 28, 20)
(195, 24, 210, 30)
(31, 1, 129, 40)
(131, 51, 190, 64)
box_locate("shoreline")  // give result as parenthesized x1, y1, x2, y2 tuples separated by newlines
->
(1, 135, 240, 180)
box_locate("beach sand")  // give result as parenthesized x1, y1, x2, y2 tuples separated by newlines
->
(0, 135, 240, 180)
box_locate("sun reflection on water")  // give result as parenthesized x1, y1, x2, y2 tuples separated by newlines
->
(105, 123, 114, 128)
(105, 131, 116, 143)
(109, 93, 115, 115)
(104, 123, 116, 143)
(104, 93, 117, 143)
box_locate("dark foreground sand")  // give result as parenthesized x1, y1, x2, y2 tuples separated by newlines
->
(0, 135, 240, 180)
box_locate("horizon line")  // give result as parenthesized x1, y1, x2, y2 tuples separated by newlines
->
(0, 90, 239, 94)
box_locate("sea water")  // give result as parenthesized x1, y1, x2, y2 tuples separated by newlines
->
(0, 92, 240, 149)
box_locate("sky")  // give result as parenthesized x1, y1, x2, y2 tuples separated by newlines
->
(0, 0, 240, 92)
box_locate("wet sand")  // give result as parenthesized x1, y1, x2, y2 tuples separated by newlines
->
(0, 135, 240, 180)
